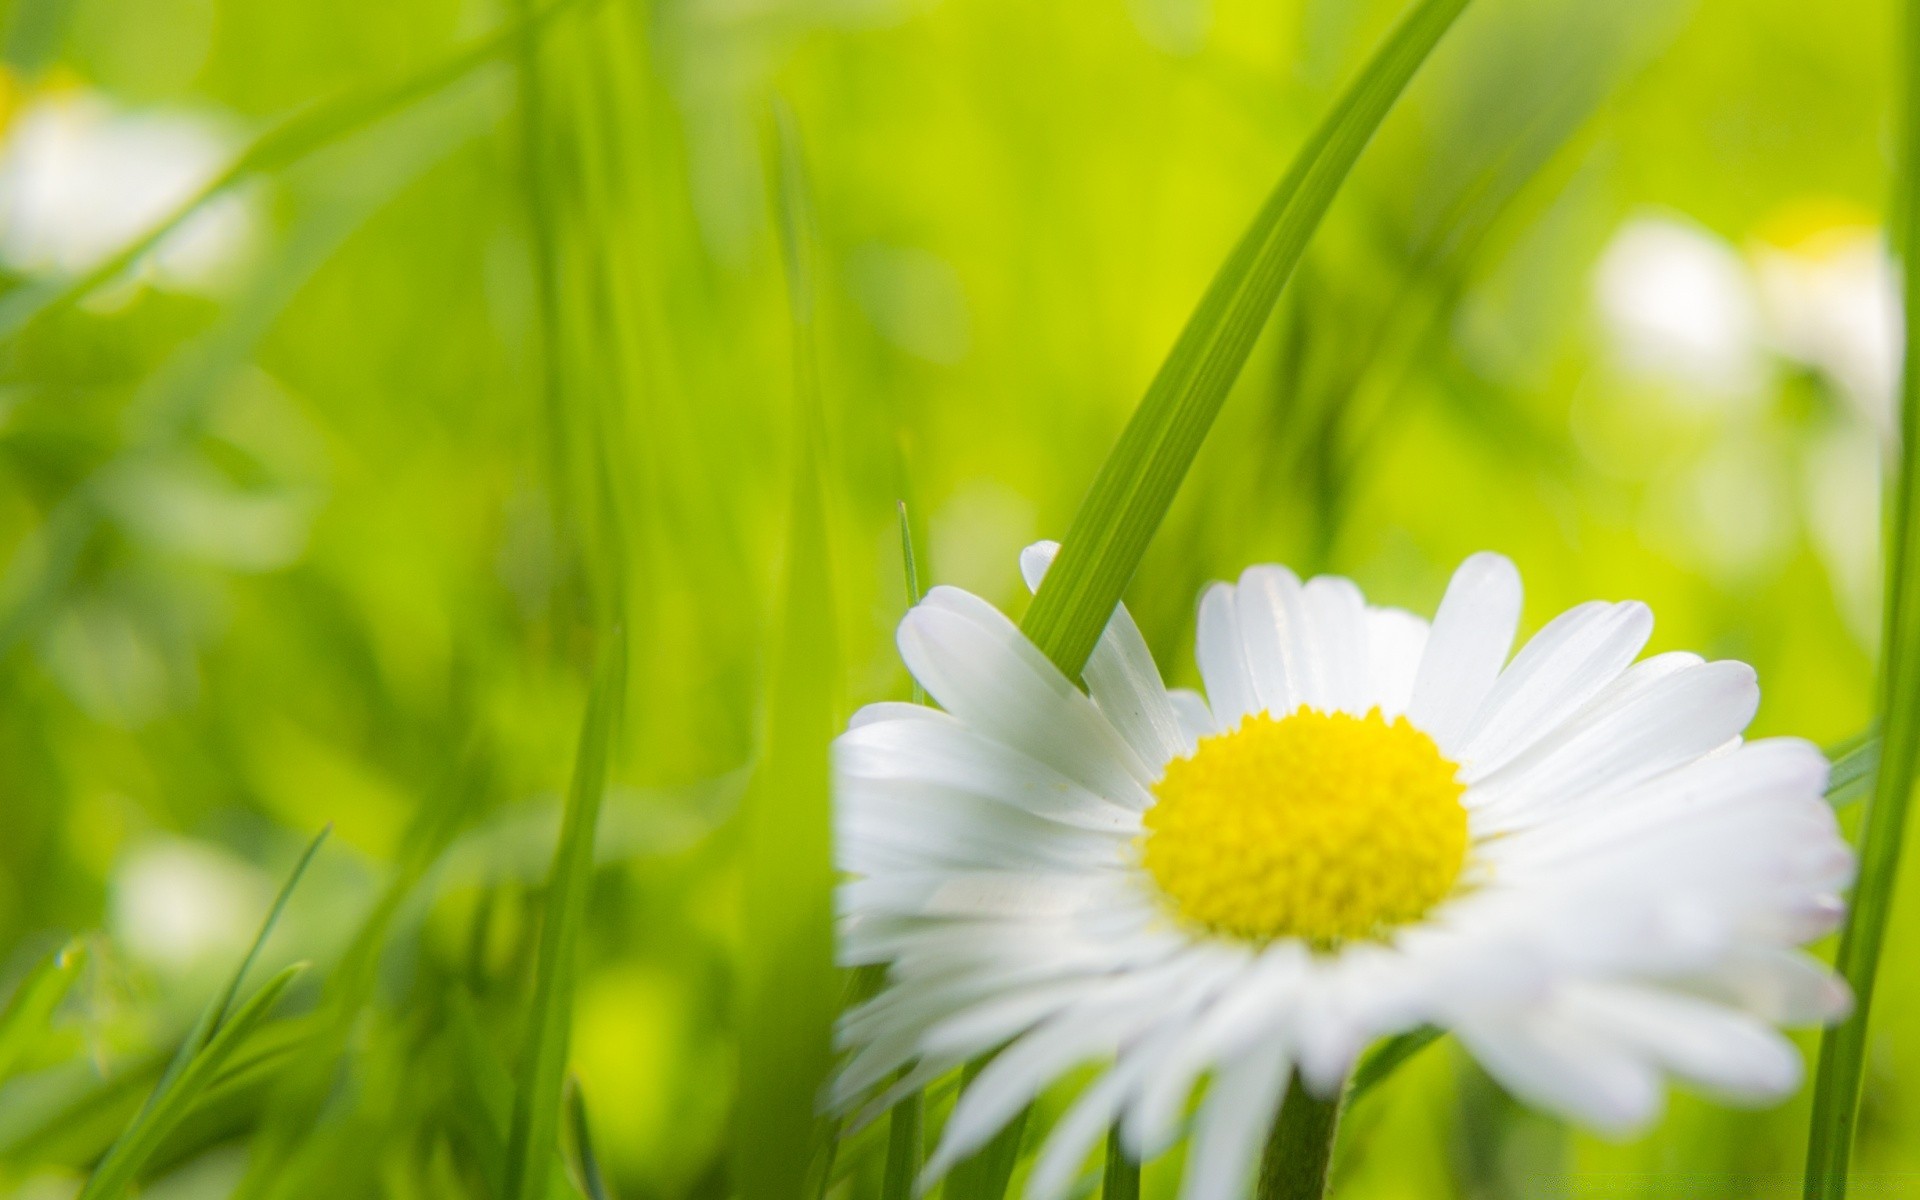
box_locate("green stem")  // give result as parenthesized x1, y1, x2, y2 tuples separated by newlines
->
(1801, 0, 1920, 1194)
(1256, 1076, 1342, 1200)
(880, 1091, 923, 1200)
(1102, 1126, 1140, 1200)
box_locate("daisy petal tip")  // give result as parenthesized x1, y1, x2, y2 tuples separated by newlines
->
(1019, 540, 1062, 591)
(1457, 549, 1521, 590)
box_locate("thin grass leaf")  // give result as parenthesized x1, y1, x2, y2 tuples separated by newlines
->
(736, 98, 842, 1200)
(1827, 735, 1879, 809)
(1017, 0, 1472, 680)
(0, 0, 597, 341)
(943, 4, 1470, 1193)
(1348, 1027, 1443, 1104)
(502, 634, 627, 1200)
(944, 1059, 1028, 1200)
(77, 828, 326, 1200)
(79, 965, 305, 1200)
(0, 938, 87, 1085)
(564, 1077, 612, 1200)
(1804, 1, 1920, 1188)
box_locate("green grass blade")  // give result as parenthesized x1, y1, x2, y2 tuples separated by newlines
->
(77, 828, 325, 1199)
(736, 99, 842, 1200)
(1017, 0, 1472, 679)
(1347, 1027, 1443, 1104)
(0, 0, 596, 341)
(501, 635, 627, 1200)
(1827, 735, 1879, 809)
(941, 4, 1470, 1192)
(564, 1078, 612, 1200)
(0, 938, 87, 1085)
(880, 1090, 925, 1200)
(79, 965, 305, 1200)
(870, 498, 930, 1198)
(944, 1060, 1027, 1200)
(1804, 0, 1920, 1188)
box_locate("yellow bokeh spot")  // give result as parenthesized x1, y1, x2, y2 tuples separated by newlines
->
(1141, 706, 1468, 946)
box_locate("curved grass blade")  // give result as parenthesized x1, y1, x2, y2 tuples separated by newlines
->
(1018, 0, 1473, 680)
(944, 3, 1471, 1194)
(501, 633, 627, 1200)
(1827, 734, 1879, 809)
(78, 964, 304, 1200)
(0, 0, 597, 341)
(1347, 1027, 1442, 1104)
(564, 1077, 612, 1200)
(77, 826, 327, 1200)
(737, 98, 842, 1200)
(943, 1058, 1028, 1200)
(0, 938, 87, 1086)
(1804, 1, 1920, 1189)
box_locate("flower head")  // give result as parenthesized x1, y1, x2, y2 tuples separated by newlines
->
(834, 546, 1852, 1200)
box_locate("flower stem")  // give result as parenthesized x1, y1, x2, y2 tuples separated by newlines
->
(1103, 1126, 1140, 1200)
(1255, 1074, 1343, 1200)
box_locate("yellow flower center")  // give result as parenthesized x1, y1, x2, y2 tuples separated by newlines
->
(1141, 706, 1468, 945)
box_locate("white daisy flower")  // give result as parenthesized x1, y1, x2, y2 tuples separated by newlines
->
(833, 545, 1852, 1200)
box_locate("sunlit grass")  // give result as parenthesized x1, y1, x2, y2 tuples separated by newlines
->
(0, 0, 1903, 1196)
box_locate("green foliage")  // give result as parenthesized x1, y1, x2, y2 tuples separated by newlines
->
(78, 829, 326, 1200)
(0, 940, 87, 1087)
(733, 101, 843, 1200)
(1020, 0, 1472, 680)
(504, 637, 625, 1200)
(0, 0, 1901, 1196)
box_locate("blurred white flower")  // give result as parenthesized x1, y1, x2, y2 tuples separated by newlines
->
(1593, 213, 1765, 402)
(111, 837, 268, 971)
(1754, 227, 1902, 434)
(0, 87, 255, 293)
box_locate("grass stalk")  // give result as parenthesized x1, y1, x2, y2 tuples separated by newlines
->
(501, 636, 627, 1200)
(1017, 0, 1472, 680)
(1801, 0, 1920, 1189)
(943, 3, 1471, 1191)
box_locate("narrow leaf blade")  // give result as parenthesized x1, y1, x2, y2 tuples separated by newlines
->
(502, 634, 627, 1200)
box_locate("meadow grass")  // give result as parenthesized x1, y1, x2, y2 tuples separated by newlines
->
(0, 0, 1906, 1197)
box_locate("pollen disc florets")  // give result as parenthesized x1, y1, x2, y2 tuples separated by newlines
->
(1141, 705, 1468, 944)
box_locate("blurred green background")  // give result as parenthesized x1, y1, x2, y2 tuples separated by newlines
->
(0, 0, 1908, 1194)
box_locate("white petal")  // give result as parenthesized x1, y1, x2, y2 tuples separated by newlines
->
(1021, 540, 1188, 770)
(1467, 658, 1759, 816)
(836, 712, 1137, 832)
(1454, 1007, 1663, 1135)
(1365, 606, 1429, 718)
(1196, 582, 1259, 728)
(1167, 688, 1212, 752)
(1405, 552, 1521, 749)
(1560, 983, 1803, 1102)
(1236, 565, 1317, 714)
(1026, 1068, 1133, 1200)
(922, 965, 1201, 1185)
(1304, 575, 1371, 715)
(897, 590, 1153, 806)
(1178, 1038, 1292, 1200)
(1456, 599, 1654, 772)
